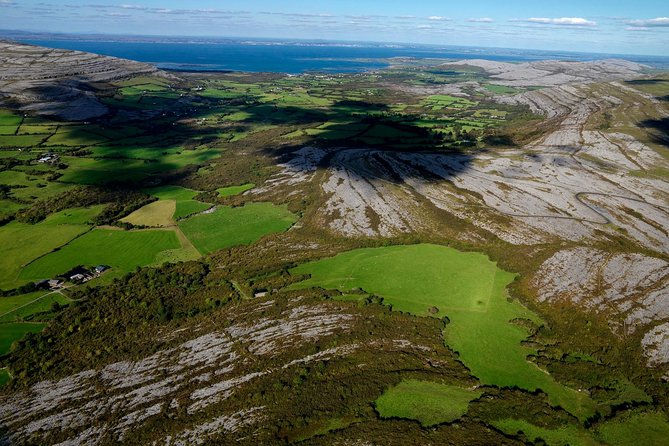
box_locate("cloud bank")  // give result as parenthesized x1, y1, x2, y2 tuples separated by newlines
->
(525, 17, 597, 27)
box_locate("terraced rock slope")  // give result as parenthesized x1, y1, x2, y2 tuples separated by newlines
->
(266, 61, 669, 375)
(0, 41, 165, 119)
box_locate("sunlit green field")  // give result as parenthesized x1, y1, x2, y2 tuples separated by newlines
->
(179, 202, 297, 254)
(493, 411, 669, 446)
(0, 293, 72, 323)
(19, 228, 183, 281)
(0, 218, 92, 289)
(291, 244, 596, 420)
(144, 185, 212, 219)
(217, 183, 255, 197)
(375, 380, 482, 426)
(121, 200, 176, 227)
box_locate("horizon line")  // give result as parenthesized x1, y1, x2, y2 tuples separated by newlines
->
(1, 29, 668, 60)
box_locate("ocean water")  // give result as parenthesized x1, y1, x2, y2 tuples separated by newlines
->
(21, 39, 669, 74)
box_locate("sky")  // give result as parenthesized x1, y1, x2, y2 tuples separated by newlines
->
(0, 1, 668, 56)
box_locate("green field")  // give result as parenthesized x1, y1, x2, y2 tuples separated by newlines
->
(483, 84, 519, 95)
(0, 169, 74, 203)
(0, 218, 92, 289)
(58, 149, 219, 185)
(0, 291, 46, 315)
(492, 419, 598, 446)
(0, 109, 22, 126)
(0, 369, 9, 386)
(41, 205, 105, 225)
(290, 244, 597, 420)
(179, 203, 297, 254)
(144, 185, 212, 220)
(0, 206, 105, 288)
(217, 183, 255, 197)
(493, 411, 669, 446)
(121, 200, 176, 227)
(375, 380, 482, 427)
(0, 322, 45, 355)
(596, 411, 669, 446)
(19, 228, 183, 281)
(0, 200, 26, 217)
(422, 95, 477, 110)
(0, 293, 72, 323)
(0, 135, 46, 148)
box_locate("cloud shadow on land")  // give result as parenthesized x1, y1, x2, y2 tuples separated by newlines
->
(639, 117, 669, 148)
(249, 99, 477, 186)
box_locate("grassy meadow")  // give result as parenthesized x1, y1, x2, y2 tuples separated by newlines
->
(144, 185, 212, 220)
(0, 323, 46, 355)
(217, 183, 255, 197)
(291, 244, 597, 420)
(375, 380, 482, 426)
(121, 200, 176, 227)
(179, 203, 297, 254)
(493, 411, 669, 446)
(19, 228, 182, 281)
(0, 219, 92, 289)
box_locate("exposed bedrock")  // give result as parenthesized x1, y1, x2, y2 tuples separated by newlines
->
(0, 297, 444, 445)
(445, 59, 647, 88)
(0, 41, 168, 120)
(535, 247, 669, 375)
(267, 81, 669, 254)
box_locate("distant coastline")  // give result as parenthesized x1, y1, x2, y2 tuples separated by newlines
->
(3, 30, 669, 73)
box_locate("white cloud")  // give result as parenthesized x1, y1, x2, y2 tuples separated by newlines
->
(468, 18, 493, 23)
(525, 17, 597, 26)
(428, 16, 450, 21)
(418, 24, 432, 29)
(628, 17, 669, 27)
(119, 4, 147, 10)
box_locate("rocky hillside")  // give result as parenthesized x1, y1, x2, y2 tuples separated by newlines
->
(0, 41, 168, 120)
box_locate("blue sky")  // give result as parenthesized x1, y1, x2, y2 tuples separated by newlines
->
(1, 1, 668, 55)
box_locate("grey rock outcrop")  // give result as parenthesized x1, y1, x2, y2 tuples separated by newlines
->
(0, 40, 166, 120)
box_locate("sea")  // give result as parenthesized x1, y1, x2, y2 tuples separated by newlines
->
(19, 38, 669, 74)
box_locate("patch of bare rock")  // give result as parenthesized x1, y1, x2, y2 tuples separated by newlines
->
(445, 58, 647, 87)
(535, 247, 669, 376)
(0, 41, 168, 120)
(0, 297, 441, 445)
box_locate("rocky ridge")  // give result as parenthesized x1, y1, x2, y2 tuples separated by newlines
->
(0, 40, 167, 120)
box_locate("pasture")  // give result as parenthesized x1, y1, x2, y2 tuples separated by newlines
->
(19, 228, 182, 281)
(290, 244, 597, 421)
(492, 410, 669, 446)
(0, 323, 45, 355)
(375, 380, 482, 427)
(59, 148, 219, 185)
(0, 291, 46, 316)
(178, 203, 297, 254)
(121, 200, 176, 227)
(0, 218, 91, 289)
(595, 411, 669, 446)
(492, 419, 596, 446)
(0, 293, 72, 323)
(217, 183, 255, 197)
(421, 95, 477, 111)
(144, 185, 212, 220)
(0, 169, 73, 203)
(483, 84, 519, 95)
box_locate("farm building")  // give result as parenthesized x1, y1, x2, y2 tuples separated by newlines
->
(94, 265, 110, 274)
